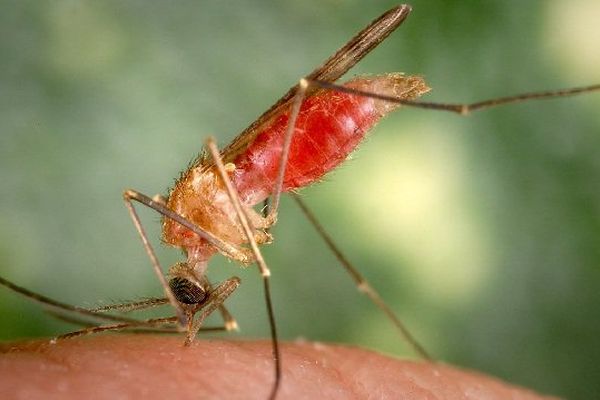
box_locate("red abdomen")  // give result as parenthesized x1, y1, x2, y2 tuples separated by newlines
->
(231, 73, 428, 205)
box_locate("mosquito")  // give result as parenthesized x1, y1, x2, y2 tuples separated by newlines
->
(1, 4, 598, 400)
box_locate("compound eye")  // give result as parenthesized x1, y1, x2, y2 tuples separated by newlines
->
(168, 277, 207, 304)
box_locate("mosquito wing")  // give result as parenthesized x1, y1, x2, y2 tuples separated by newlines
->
(220, 5, 412, 163)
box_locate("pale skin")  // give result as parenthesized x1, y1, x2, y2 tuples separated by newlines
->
(0, 335, 558, 400)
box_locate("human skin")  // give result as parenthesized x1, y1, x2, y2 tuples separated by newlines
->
(0, 335, 558, 400)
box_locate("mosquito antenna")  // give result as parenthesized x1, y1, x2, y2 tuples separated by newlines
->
(291, 194, 432, 360)
(89, 297, 169, 313)
(206, 138, 281, 400)
(310, 79, 600, 115)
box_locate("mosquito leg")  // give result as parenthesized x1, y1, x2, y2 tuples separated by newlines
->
(264, 78, 310, 226)
(0, 275, 149, 325)
(51, 310, 228, 337)
(47, 310, 178, 330)
(220, 5, 411, 164)
(184, 277, 241, 344)
(308, 79, 600, 115)
(123, 191, 188, 327)
(196, 275, 239, 331)
(206, 138, 281, 400)
(55, 316, 178, 341)
(123, 190, 257, 326)
(124, 190, 254, 265)
(47, 304, 228, 336)
(291, 193, 432, 361)
(133, 325, 227, 334)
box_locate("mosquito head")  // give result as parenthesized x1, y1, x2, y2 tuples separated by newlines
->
(168, 276, 207, 305)
(167, 262, 208, 305)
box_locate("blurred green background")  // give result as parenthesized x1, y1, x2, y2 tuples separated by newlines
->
(1, 1, 598, 398)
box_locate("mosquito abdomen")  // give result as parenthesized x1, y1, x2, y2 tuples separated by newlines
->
(232, 73, 429, 205)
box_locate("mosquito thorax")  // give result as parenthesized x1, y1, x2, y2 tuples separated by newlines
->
(163, 166, 259, 251)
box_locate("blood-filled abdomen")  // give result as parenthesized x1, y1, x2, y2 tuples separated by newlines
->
(232, 73, 429, 206)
